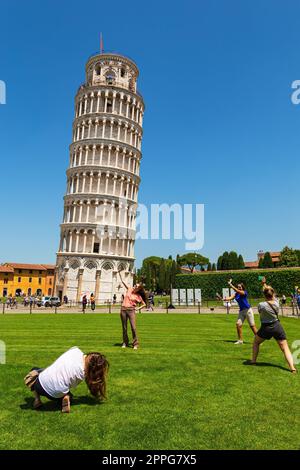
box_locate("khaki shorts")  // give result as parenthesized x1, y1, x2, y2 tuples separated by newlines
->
(237, 308, 255, 327)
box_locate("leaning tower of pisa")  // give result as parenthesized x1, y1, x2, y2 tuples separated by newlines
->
(55, 51, 144, 303)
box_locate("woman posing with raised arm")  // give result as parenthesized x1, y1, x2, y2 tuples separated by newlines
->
(251, 278, 296, 373)
(224, 279, 257, 344)
(118, 270, 147, 350)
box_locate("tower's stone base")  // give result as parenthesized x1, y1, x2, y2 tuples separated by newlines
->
(55, 255, 134, 303)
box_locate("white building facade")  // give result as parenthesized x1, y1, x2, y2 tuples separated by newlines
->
(55, 51, 144, 303)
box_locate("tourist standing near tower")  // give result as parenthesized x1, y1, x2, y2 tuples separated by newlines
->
(55, 48, 145, 305)
(118, 270, 146, 350)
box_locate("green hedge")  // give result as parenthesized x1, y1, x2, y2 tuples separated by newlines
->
(175, 268, 300, 299)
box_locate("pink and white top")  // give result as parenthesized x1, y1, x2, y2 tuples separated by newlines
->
(122, 288, 143, 308)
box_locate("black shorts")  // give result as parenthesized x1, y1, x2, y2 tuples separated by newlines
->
(257, 321, 287, 341)
(30, 368, 63, 402)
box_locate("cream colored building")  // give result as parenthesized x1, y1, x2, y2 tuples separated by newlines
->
(55, 51, 144, 303)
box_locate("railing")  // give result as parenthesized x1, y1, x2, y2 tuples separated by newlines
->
(76, 81, 144, 99)
(87, 50, 139, 66)
(2, 300, 300, 317)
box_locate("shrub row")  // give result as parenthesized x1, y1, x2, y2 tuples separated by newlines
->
(175, 268, 300, 299)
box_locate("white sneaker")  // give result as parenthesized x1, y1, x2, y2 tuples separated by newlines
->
(133, 345, 138, 350)
(121, 343, 126, 348)
(234, 340, 243, 345)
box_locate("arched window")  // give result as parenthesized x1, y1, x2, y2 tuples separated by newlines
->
(105, 70, 116, 85)
(120, 68, 126, 78)
(129, 78, 135, 92)
(95, 65, 101, 76)
(107, 99, 112, 113)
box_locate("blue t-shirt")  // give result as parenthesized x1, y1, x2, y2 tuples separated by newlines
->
(235, 291, 251, 311)
(296, 294, 300, 306)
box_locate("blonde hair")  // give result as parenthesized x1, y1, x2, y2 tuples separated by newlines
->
(263, 285, 275, 300)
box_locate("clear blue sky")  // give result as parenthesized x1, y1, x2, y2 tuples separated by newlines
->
(0, 0, 299, 267)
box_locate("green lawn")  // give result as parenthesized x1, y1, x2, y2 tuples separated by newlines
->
(0, 313, 299, 450)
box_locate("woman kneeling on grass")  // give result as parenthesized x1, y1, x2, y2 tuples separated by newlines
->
(24, 346, 109, 413)
(251, 278, 297, 373)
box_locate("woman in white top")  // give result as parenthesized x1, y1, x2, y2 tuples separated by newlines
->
(25, 347, 109, 413)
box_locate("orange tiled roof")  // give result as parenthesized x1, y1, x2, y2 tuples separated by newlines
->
(0, 266, 14, 273)
(5, 263, 47, 271)
(40, 264, 56, 270)
(245, 261, 259, 268)
(270, 252, 280, 262)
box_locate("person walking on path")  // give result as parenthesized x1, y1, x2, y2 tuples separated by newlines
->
(118, 270, 146, 350)
(90, 293, 96, 311)
(82, 295, 87, 313)
(147, 291, 155, 311)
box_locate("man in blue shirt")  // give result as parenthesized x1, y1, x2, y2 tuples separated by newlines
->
(224, 279, 257, 344)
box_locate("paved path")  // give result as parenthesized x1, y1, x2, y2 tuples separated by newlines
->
(1, 305, 299, 318)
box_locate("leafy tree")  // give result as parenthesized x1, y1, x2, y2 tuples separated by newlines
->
(217, 255, 223, 271)
(212, 263, 217, 271)
(221, 252, 229, 270)
(238, 255, 245, 269)
(228, 251, 239, 269)
(158, 258, 166, 292)
(295, 250, 300, 266)
(279, 246, 299, 267)
(217, 251, 244, 270)
(177, 252, 209, 273)
(207, 262, 212, 271)
(262, 252, 274, 268)
(170, 260, 178, 287)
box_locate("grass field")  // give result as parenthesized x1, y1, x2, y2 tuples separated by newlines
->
(0, 313, 299, 450)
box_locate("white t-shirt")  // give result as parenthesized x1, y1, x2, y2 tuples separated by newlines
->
(39, 347, 85, 398)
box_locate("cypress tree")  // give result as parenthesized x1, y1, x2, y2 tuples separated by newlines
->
(217, 255, 223, 270)
(221, 252, 229, 270)
(262, 252, 273, 268)
(238, 255, 245, 269)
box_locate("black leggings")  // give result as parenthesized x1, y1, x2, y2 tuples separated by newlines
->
(30, 368, 69, 402)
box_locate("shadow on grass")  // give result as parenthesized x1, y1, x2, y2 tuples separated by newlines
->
(243, 359, 290, 372)
(20, 395, 101, 412)
(213, 339, 251, 344)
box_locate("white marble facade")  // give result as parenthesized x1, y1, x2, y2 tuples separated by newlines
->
(55, 52, 144, 303)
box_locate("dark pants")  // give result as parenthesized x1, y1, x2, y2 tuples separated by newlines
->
(120, 307, 139, 346)
(30, 368, 71, 402)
